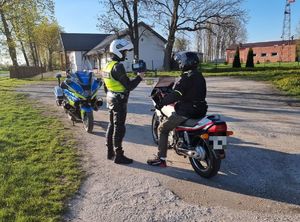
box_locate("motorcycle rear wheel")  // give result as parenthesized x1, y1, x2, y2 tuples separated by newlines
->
(189, 142, 221, 178)
(151, 112, 159, 144)
(83, 112, 94, 133)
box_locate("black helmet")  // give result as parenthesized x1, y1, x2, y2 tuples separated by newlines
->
(174, 51, 200, 71)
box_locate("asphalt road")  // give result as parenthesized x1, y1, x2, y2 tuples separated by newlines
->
(18, 77, 300, 222)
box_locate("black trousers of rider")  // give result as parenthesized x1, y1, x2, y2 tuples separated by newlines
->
(106, 95, 128, 152)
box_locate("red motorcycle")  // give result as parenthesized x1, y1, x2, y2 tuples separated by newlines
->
(151, 77, 233, 178)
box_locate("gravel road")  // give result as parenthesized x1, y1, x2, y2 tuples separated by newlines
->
(18, 77, 300, 222)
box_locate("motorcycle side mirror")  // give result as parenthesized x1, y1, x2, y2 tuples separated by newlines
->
(56, 73, 62, 79)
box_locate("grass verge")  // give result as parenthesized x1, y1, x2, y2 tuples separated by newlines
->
(142, 68, 300, 97)
(204, 69, 300, 97)
(0, 78, 81, 221)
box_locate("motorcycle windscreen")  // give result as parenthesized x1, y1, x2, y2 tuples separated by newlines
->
(76, 71, 92, 86)
(154, 77, 175, 88)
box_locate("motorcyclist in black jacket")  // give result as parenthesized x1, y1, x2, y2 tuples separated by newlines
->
(147, 51, 207, 167)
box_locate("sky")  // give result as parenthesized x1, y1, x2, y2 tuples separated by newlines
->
(1, 0, 300, 64)
(55, 0, 300, 43)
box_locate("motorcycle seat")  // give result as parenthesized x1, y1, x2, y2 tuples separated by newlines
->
(181, 118, 204, 127)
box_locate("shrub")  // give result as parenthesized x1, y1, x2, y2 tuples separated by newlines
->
(246, 48, 254, 68)
(232, 47, 241, 68)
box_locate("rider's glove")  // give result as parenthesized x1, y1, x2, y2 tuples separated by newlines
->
(155, 103, 164, 110)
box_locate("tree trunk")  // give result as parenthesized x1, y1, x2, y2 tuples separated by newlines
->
(163, 0, 179, 71)
(133, 0, 139, 59)
(215, 27, 221, 60)
(29, 42, 38, 66)
(34, 43, 41, 66)
(48, 49, 53, 71)
(20, 40, 30, 66)
(164, 32, 175, 71)
(0, 9, 19, 67)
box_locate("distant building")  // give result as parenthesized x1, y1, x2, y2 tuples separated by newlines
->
(226, 40, 298, 64)
(60, 22, 167, 72)
(60, 33, 110, 71)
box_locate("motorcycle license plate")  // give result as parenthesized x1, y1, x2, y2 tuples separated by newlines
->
(209, 136, 227, 150)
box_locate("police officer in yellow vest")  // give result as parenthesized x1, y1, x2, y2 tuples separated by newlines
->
(102, 39, 144, 164)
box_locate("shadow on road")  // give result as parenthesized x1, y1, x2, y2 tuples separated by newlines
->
(124, 136, 300, 207)
(208, 90, 300, 112)
(93, 120, 155, 146)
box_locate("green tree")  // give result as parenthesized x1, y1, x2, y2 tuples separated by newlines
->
(0, 0, 20, 66)
(232, 47, 241, 68)
(34, 19, 60, 71)
(246, 48, 254, 68)
(0, 0, 54, 67)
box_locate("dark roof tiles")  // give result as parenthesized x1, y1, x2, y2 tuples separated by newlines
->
(60, 33, 111, 51)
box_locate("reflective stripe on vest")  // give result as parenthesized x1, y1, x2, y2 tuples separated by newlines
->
(102, 61, 126, 93)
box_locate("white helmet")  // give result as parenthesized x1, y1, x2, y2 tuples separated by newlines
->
(109, 38, 133, 60)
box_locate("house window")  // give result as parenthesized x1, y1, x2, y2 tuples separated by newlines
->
(261, 53, 267, 57)
(271, 52, 278, 56)
(253, 53, 256, 56)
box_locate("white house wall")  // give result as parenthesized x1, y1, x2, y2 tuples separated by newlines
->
(69, 51, 97, 72)
(122, 28, 165, 71)
(138, 27, 165, 71)
(95, 27, 166, 72)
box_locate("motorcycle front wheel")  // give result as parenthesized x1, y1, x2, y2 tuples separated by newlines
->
(151, 112, 159, 144)
(189, 141, 221, 178)
(83, 112, 94, 133)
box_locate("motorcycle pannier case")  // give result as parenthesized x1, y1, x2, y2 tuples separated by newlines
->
(54, 86, 64, 105)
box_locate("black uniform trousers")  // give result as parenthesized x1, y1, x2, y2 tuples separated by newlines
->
(106, 92, 128, 151)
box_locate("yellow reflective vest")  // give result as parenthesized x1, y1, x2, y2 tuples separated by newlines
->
(102, 61, 126, 93)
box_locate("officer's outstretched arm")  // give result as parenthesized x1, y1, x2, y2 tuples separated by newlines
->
(112, 63, 142, 91)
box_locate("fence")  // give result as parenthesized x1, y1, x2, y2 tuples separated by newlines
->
(9, 66, 46, 79)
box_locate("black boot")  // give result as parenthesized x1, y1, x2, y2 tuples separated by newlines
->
(107, 148, 115, 160)
(114, 150, 133, 164)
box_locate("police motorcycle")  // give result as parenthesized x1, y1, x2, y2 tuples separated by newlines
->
(54, 64, 103, 133)
(151, 77, 233, 178)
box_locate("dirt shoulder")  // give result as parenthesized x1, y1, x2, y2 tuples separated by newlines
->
(18, 77, 300, 222)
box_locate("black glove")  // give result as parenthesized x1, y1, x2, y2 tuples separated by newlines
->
(155, 103, 164, 110)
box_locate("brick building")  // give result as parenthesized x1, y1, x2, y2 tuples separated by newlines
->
(226, 40, 298, 64)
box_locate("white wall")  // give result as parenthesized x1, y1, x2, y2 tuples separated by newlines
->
(138, 27, 165, 71)
(69, 51, 83, 71)
(95, 27, 166, 72)
(69, 51, 97, 71)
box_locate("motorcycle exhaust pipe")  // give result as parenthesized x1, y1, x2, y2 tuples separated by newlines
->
(177, 146, 206, 160)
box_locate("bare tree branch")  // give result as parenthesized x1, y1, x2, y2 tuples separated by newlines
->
(148, 0, 246, 69)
